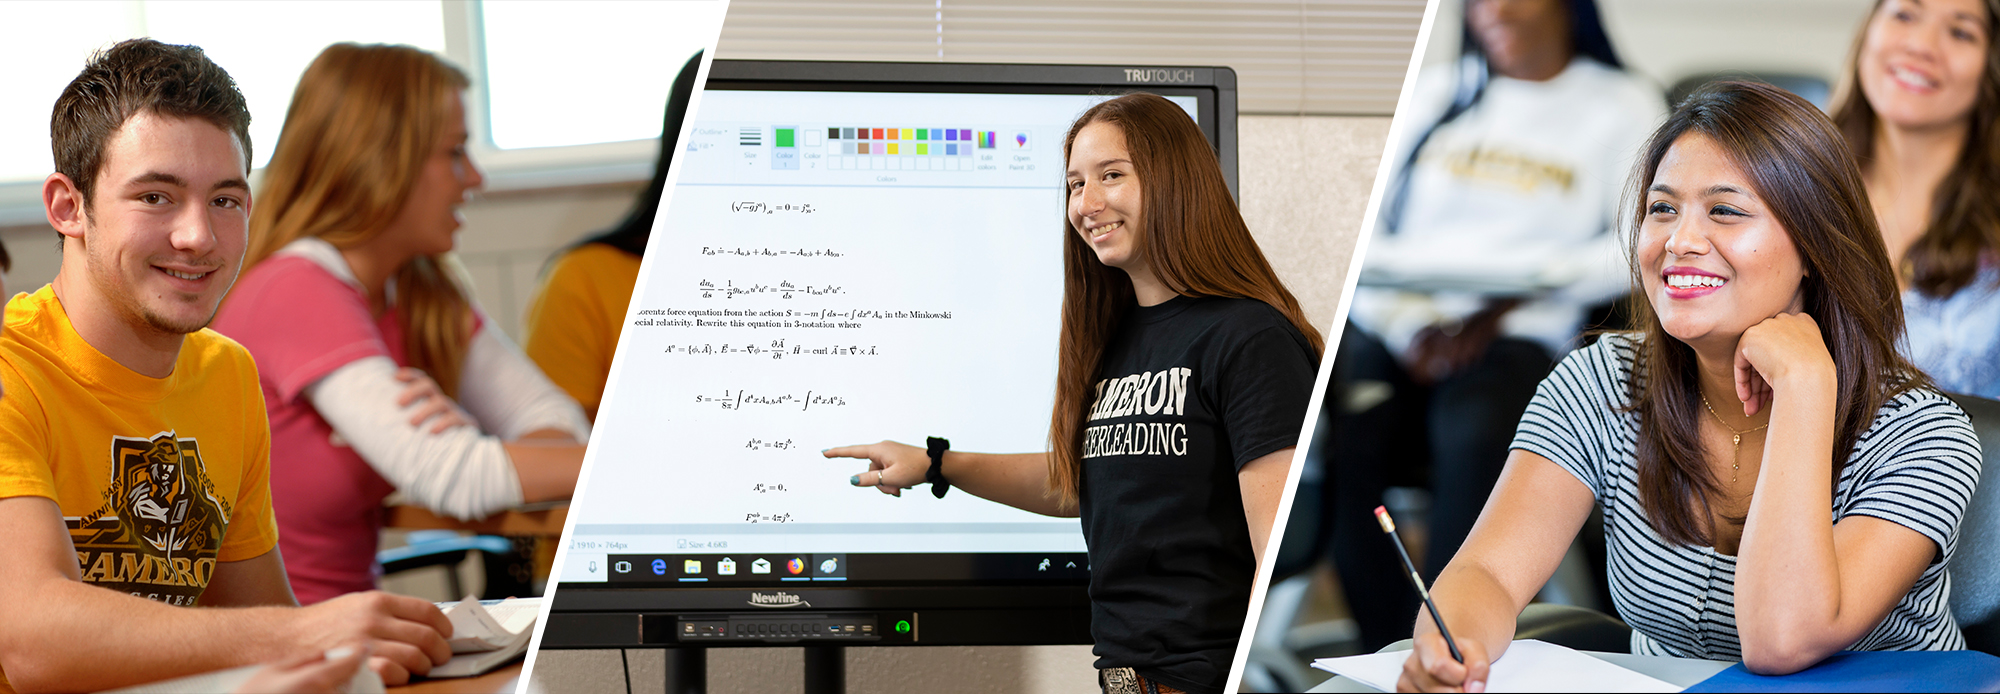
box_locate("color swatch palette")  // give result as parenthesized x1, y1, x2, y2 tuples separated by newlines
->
(817, 127, 1017, 157)
(759, 125, 1031, 171)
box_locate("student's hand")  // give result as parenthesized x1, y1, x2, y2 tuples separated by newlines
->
(1397, 633, 1489, 693)
(823, 441, 927, 497)
(1404, 298, 1520, 385)
(395, 368, 472, 434)
(1733, 312, 1834, 417)
(295, 591, 453, 686)
(235, 643, 369, 694)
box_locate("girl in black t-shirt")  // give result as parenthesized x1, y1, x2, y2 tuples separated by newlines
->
(827, 93, 1323, 694)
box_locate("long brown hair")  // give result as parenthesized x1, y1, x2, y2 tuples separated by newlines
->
(1045, 93, 1325, 511)
(1625, 81, 1928, 545)
(1832, 0, 2000, 297)
(244, 43, 476, 397)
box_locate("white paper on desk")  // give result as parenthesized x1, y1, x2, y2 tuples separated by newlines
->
(1311, 639, 1682, 693)
(442, 595, 540, 653)
(431, 596, 542, 678)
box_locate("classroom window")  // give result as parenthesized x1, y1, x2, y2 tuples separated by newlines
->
(0, 0, 724, 224)
(479, 0, 722, 150)
(0, 0, 447, 184)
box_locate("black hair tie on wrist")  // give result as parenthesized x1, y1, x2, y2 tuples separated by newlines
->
(926, 437, 951, 499)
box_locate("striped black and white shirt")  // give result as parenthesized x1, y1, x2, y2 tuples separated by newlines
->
(1512, 333, 1982, 659)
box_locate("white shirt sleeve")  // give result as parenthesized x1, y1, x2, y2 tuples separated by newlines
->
(306, 356, 524, 520)
(457, 325, 592, 443)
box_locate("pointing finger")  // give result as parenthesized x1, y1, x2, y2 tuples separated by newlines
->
(823, 445, 874, 460)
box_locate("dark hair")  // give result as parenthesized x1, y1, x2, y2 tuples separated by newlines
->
(51, 38, 251, 211)
(1046, 93, 1325, 511)
(574, 50, 704, 258)
(1624, 81, 1926, 545)
(1382, 0, 1623, 232)
(1833, 0, 2000, 298)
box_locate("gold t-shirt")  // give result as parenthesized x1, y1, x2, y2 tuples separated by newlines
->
(0, 286, 279, 604)
(523, 243, 641, 420)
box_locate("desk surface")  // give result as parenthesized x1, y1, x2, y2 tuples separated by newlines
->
(1306, 646, 1734, 692)
(387, 504, 568, 536)
(391, 663, 521, 694)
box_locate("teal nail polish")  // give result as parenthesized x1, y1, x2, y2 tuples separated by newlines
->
(849, 474, 861, 486)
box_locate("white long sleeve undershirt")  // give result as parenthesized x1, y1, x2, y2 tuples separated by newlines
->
(304, 327, 590, 520)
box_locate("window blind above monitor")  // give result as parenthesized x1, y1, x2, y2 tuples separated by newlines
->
(714, 0, 1425, 116)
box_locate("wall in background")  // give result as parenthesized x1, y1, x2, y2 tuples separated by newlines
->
(1422, 0, 1878, 94)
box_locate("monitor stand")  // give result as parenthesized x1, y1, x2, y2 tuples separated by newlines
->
(667, 647, 704, 694)
(665, 646, 846, 694)
(804, 646, 845, 694)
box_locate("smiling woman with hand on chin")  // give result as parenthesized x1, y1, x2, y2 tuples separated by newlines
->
(1397, 81, 1982, 693)
(825, 93, 1322, 694)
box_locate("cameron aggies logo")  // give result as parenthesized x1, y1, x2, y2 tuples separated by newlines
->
(746, 591, 812, 608)
(70, 432, 230, 606)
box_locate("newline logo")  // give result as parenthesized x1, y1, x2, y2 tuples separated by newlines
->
(1124, 68, 1196, 84)
(747, 591, 811, 608)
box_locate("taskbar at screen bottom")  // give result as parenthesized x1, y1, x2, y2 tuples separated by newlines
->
(594, 552, 1090, 586)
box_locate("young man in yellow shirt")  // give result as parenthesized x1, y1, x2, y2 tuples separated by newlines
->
(0, 39, 454, 692)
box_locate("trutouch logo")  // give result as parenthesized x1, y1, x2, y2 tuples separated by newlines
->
(747, 591, 812, 608)
(1123, 68, 1196, 84)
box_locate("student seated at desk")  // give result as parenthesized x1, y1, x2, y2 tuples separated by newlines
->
(0, 39, 453, 691)
(210, 43, 588, 605)
(1399, 81, 1983, 692)
(1332, 0, 1663, 650)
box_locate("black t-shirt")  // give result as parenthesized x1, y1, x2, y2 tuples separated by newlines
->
(1078, 296, 1319, 694)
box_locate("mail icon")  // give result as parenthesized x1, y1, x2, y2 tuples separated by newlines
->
(751, 557, 772, 574)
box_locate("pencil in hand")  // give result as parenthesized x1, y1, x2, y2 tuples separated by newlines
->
(1376, 505, 1464, 664)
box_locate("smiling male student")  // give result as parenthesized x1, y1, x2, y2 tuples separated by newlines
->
(0, 39, 453, 692)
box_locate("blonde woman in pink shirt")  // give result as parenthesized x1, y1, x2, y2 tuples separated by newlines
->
(212, 43, 587, 604)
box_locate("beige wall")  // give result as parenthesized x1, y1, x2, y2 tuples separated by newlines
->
(1240, 115, 1390, 337)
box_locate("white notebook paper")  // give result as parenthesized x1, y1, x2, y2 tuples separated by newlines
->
(430, 595, 542, 678)
(1312, 639, 1683, 693)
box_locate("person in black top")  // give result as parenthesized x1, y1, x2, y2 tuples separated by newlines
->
(826, 93, 1323, 694)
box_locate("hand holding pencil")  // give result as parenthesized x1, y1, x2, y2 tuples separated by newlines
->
(1378, 505, 1492, 693)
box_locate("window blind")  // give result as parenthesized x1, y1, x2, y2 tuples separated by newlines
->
(714, 0, 1426, 115)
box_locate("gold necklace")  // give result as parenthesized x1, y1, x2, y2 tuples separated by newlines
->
(1701, 396, 1770, 483)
